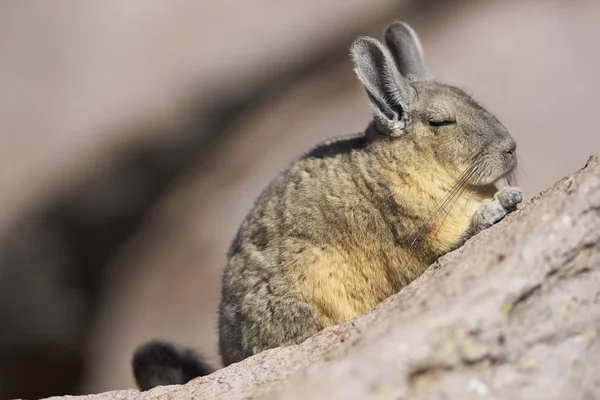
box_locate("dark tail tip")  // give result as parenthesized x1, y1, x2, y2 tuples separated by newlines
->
(132, 340, 212, 391)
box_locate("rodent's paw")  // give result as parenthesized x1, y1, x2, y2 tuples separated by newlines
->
(494, 186, 523, 211)
(474, 200, 507, 231)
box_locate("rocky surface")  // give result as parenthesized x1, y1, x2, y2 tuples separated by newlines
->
(42, 155, 600, 399)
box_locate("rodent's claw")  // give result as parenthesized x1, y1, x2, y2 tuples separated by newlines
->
(494, 186, 523, 210)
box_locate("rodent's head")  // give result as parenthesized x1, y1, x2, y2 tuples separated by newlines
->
(350, 21, 517, 186)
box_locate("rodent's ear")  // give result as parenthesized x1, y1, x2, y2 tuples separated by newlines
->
(384, 21, 428, 80)
(350, 36, 414, 136)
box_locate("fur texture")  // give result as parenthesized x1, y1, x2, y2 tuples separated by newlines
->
(132, 341, 212, 391)
(132, 21, 522, 390)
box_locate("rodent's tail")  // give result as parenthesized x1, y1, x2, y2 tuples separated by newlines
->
(132, 340, 213, 391)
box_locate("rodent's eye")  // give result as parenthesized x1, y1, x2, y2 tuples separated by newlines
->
(428, 119, 456, 127)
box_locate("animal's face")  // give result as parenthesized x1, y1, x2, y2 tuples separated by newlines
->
(408, 81, 517, 185)
(350, 22, 517, 186)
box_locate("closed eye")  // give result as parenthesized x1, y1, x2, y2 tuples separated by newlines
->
(429, 119, 456, 127)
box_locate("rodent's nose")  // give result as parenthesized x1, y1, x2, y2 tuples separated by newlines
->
(506, 141, 517, 155)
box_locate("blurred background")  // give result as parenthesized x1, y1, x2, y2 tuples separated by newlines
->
(0, 0, 598, 398)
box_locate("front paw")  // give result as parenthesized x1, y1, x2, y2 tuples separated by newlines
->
(494, 186, 523, 212)
(472, 200, 507, 232)
(471, 187, 523, 234)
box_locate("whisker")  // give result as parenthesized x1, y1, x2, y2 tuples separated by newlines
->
(408, 169, 469, 238)
(516, 154, 528, 180)
(417, 166, 478, 242)
(407, 157, 480, 247)
(429, 166, 479, 240)
(506, 169, 518, 186)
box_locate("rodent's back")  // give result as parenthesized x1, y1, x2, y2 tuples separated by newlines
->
(218, 137, 363, 364)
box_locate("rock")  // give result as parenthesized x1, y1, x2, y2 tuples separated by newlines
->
(42, 155, 600, 399)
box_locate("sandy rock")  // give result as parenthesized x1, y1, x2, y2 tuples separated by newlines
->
(44, 155, 600, 399)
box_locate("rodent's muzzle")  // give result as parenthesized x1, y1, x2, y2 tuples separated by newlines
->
(506, 140, 517, 156)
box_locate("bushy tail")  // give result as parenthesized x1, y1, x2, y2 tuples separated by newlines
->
(132, 340, 213, 391)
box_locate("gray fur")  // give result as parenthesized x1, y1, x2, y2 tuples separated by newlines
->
(495, 186, 524, 210)
(384, 21, 428, 80)
(470, 186, 523, 234)
(132, 20, 523, 389)
(350, 36, 413, 136)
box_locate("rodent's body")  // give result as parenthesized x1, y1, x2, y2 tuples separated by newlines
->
(219, 130, 495, 364)
(132, 21, 523, 391)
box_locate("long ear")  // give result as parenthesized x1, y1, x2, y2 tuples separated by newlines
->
(384, 21, 428, 80)
(350, 36, 414, 137)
